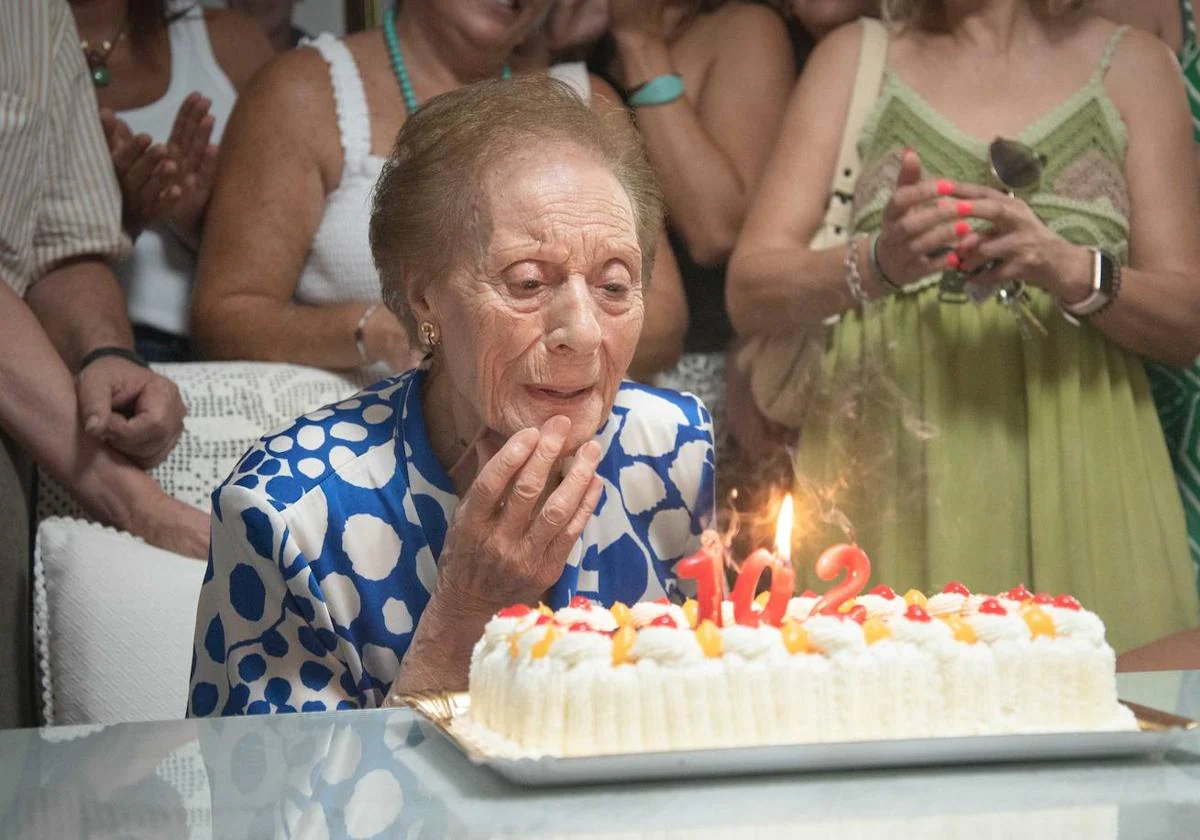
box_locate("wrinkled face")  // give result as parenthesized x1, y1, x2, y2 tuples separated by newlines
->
(423, 0, 555, 48)
(790, 0, 878, 38)
(422, 143, 645, 454)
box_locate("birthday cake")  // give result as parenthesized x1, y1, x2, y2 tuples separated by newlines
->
(466, 582, 1137, 757)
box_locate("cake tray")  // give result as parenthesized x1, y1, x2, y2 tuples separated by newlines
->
(399, 692, 1198, 788)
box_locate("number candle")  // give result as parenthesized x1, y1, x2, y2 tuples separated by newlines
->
(730, 494, 796, 626)
(810, 543, 872, 616)
(677, 530, 727, 627)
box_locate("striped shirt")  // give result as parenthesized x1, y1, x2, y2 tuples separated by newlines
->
(0, 0, 128, 298)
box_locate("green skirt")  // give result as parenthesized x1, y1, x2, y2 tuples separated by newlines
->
(792, 286, 1199, 653)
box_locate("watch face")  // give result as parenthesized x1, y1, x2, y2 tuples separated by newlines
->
(1097, 251, 1117, 298)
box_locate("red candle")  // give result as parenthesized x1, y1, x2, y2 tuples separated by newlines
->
(811, 543, 872, 615)
(730, 494, 797, 627)
(677, 530, 727, 627)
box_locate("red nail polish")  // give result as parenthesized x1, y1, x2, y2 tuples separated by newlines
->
(956, 200, 974, 217)
(945, 253, 961, 270)
(955, 221, 971, 237)
(937, 179, 956, 196)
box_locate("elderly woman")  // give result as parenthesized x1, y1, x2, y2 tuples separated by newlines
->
(189, 0, 686, 381)
(187, 77, 714, 716)
(727, 0, 1200, 652)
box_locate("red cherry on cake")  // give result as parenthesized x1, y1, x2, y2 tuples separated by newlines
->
(497, 604, 533, 618)
(847, 604, 869, 624)
(567, 622, 595, 633)
(1006, 584, 1033, 602)
(1032, 593, 1054, 605)
(654, 596, 671, 605)
(869, 585, 897, 599)
(978, 598, 1008, 616)
(535, 614, 554, 625)
(649, 614, 677, 628)
(1054, 594, 1082, 611)
(942, 581, 970, 596)
(904, 604, 932, 622)
(569, 595, 593, 610)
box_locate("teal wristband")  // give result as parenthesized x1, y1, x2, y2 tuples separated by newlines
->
(628, 73, 685, 108)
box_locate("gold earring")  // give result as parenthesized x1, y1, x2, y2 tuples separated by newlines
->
(420, 321, 440, 349)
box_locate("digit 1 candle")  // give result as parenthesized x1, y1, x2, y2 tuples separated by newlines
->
(677, 530, 727, 627)
(731, 494, 796, 627)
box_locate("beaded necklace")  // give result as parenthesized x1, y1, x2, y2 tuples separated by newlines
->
(383, 11, 512, 116)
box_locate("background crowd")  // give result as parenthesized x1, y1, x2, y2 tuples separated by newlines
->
(4, 0, 1200, 727)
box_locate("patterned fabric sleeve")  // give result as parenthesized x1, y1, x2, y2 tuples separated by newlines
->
(188, 485, 363, 717)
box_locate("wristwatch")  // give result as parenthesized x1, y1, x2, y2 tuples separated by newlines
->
(1059, 248, 1121, 323)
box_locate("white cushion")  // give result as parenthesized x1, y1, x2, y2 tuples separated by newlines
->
(37, 361, 367, 518)
(33, 517, 207, 726)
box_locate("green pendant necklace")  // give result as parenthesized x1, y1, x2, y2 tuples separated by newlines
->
(80, 22, 126, 88)
(383, 11, 511, 116)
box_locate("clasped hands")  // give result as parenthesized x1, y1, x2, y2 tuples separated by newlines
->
(871, 150, 1093, 305)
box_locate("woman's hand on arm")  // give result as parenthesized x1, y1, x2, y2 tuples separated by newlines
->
(390, 417, 605, 695)
(190, 49, 409, 371)
(613, 4, 795, 266)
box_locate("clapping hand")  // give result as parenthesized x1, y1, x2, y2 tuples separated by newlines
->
(162, 92, 219, 242)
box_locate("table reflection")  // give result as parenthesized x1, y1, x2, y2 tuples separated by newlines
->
(0, 673, 1196, 839)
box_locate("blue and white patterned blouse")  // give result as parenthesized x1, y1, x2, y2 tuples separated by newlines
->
(188, 369, 715, 717)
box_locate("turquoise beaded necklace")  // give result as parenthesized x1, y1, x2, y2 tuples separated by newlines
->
(383, 11, 512, 116)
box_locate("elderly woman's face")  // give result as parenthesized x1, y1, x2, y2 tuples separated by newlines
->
(427, 143, 645, 453)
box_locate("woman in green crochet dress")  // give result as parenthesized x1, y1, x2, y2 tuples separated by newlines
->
(727, 0, 1200, 652)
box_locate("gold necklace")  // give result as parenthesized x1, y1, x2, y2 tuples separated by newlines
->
(80, 22, 126, 88)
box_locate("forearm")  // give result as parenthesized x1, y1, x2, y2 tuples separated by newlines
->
(387, 597, 492, 696)
(191, 293, 373, 370)
(615, 33, 749, 265)
(0, 284, 143, 529)
(727, 241, 875, 336)
(1087, 266, 1200, 367)
(23, 258, 134, 370)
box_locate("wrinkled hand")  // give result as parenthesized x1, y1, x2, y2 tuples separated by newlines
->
(100, 110, 181, 236)
(362, 305, 425, 373)
(873, 150, 974, 287)
(547, 0, 610, 51)
(951, 183, 1092, 302)
(78, 357, 186, 469)
(609, 0, 670, 41)
(162, 92, 219, 237)
(436, 416, 605, 613)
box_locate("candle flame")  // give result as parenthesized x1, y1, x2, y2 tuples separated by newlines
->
(774, 493, 795, 564)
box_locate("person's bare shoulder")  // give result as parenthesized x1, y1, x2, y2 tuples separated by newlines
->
(1100, 19, 1185, 109)
(220, 43, 344, 187)
(205, 8, 276, 90)
(696, 1, 792, 56)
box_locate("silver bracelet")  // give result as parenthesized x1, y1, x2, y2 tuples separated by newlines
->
(844, 233, 871, 304)
(354, 302, 381, 365)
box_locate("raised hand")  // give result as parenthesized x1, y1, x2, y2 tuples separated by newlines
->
(162, 92, 219, 242)
(873, 150, 974, 287)
(100, 109, 181, 237)
(435, 415, 605, 613)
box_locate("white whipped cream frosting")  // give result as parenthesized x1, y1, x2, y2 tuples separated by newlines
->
(784, 597, 820, 621)
(1046, 606, 1107, 646)
(630, 626, 703, 664)
(967, 612, 1032, 644)
(926, 592, 968, 617)
(887, 614, 955, 648)
(802, 615, 866, 654)
(855, 594, 906, 618)
(553, 606, 618, 632)
(482, 612, 539, 649)
(630, 601, 690, 629)
(720, 624, 784, 661)
(547, 629, 612, 666)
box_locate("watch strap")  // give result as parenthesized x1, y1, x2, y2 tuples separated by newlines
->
(78, 346, 148, 373)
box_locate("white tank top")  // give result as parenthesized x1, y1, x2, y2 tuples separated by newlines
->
(116, 3, 237, 337)
(298, 34, 592, 311)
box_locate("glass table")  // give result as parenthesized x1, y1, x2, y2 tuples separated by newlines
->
(0, 671, 1196, 839)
